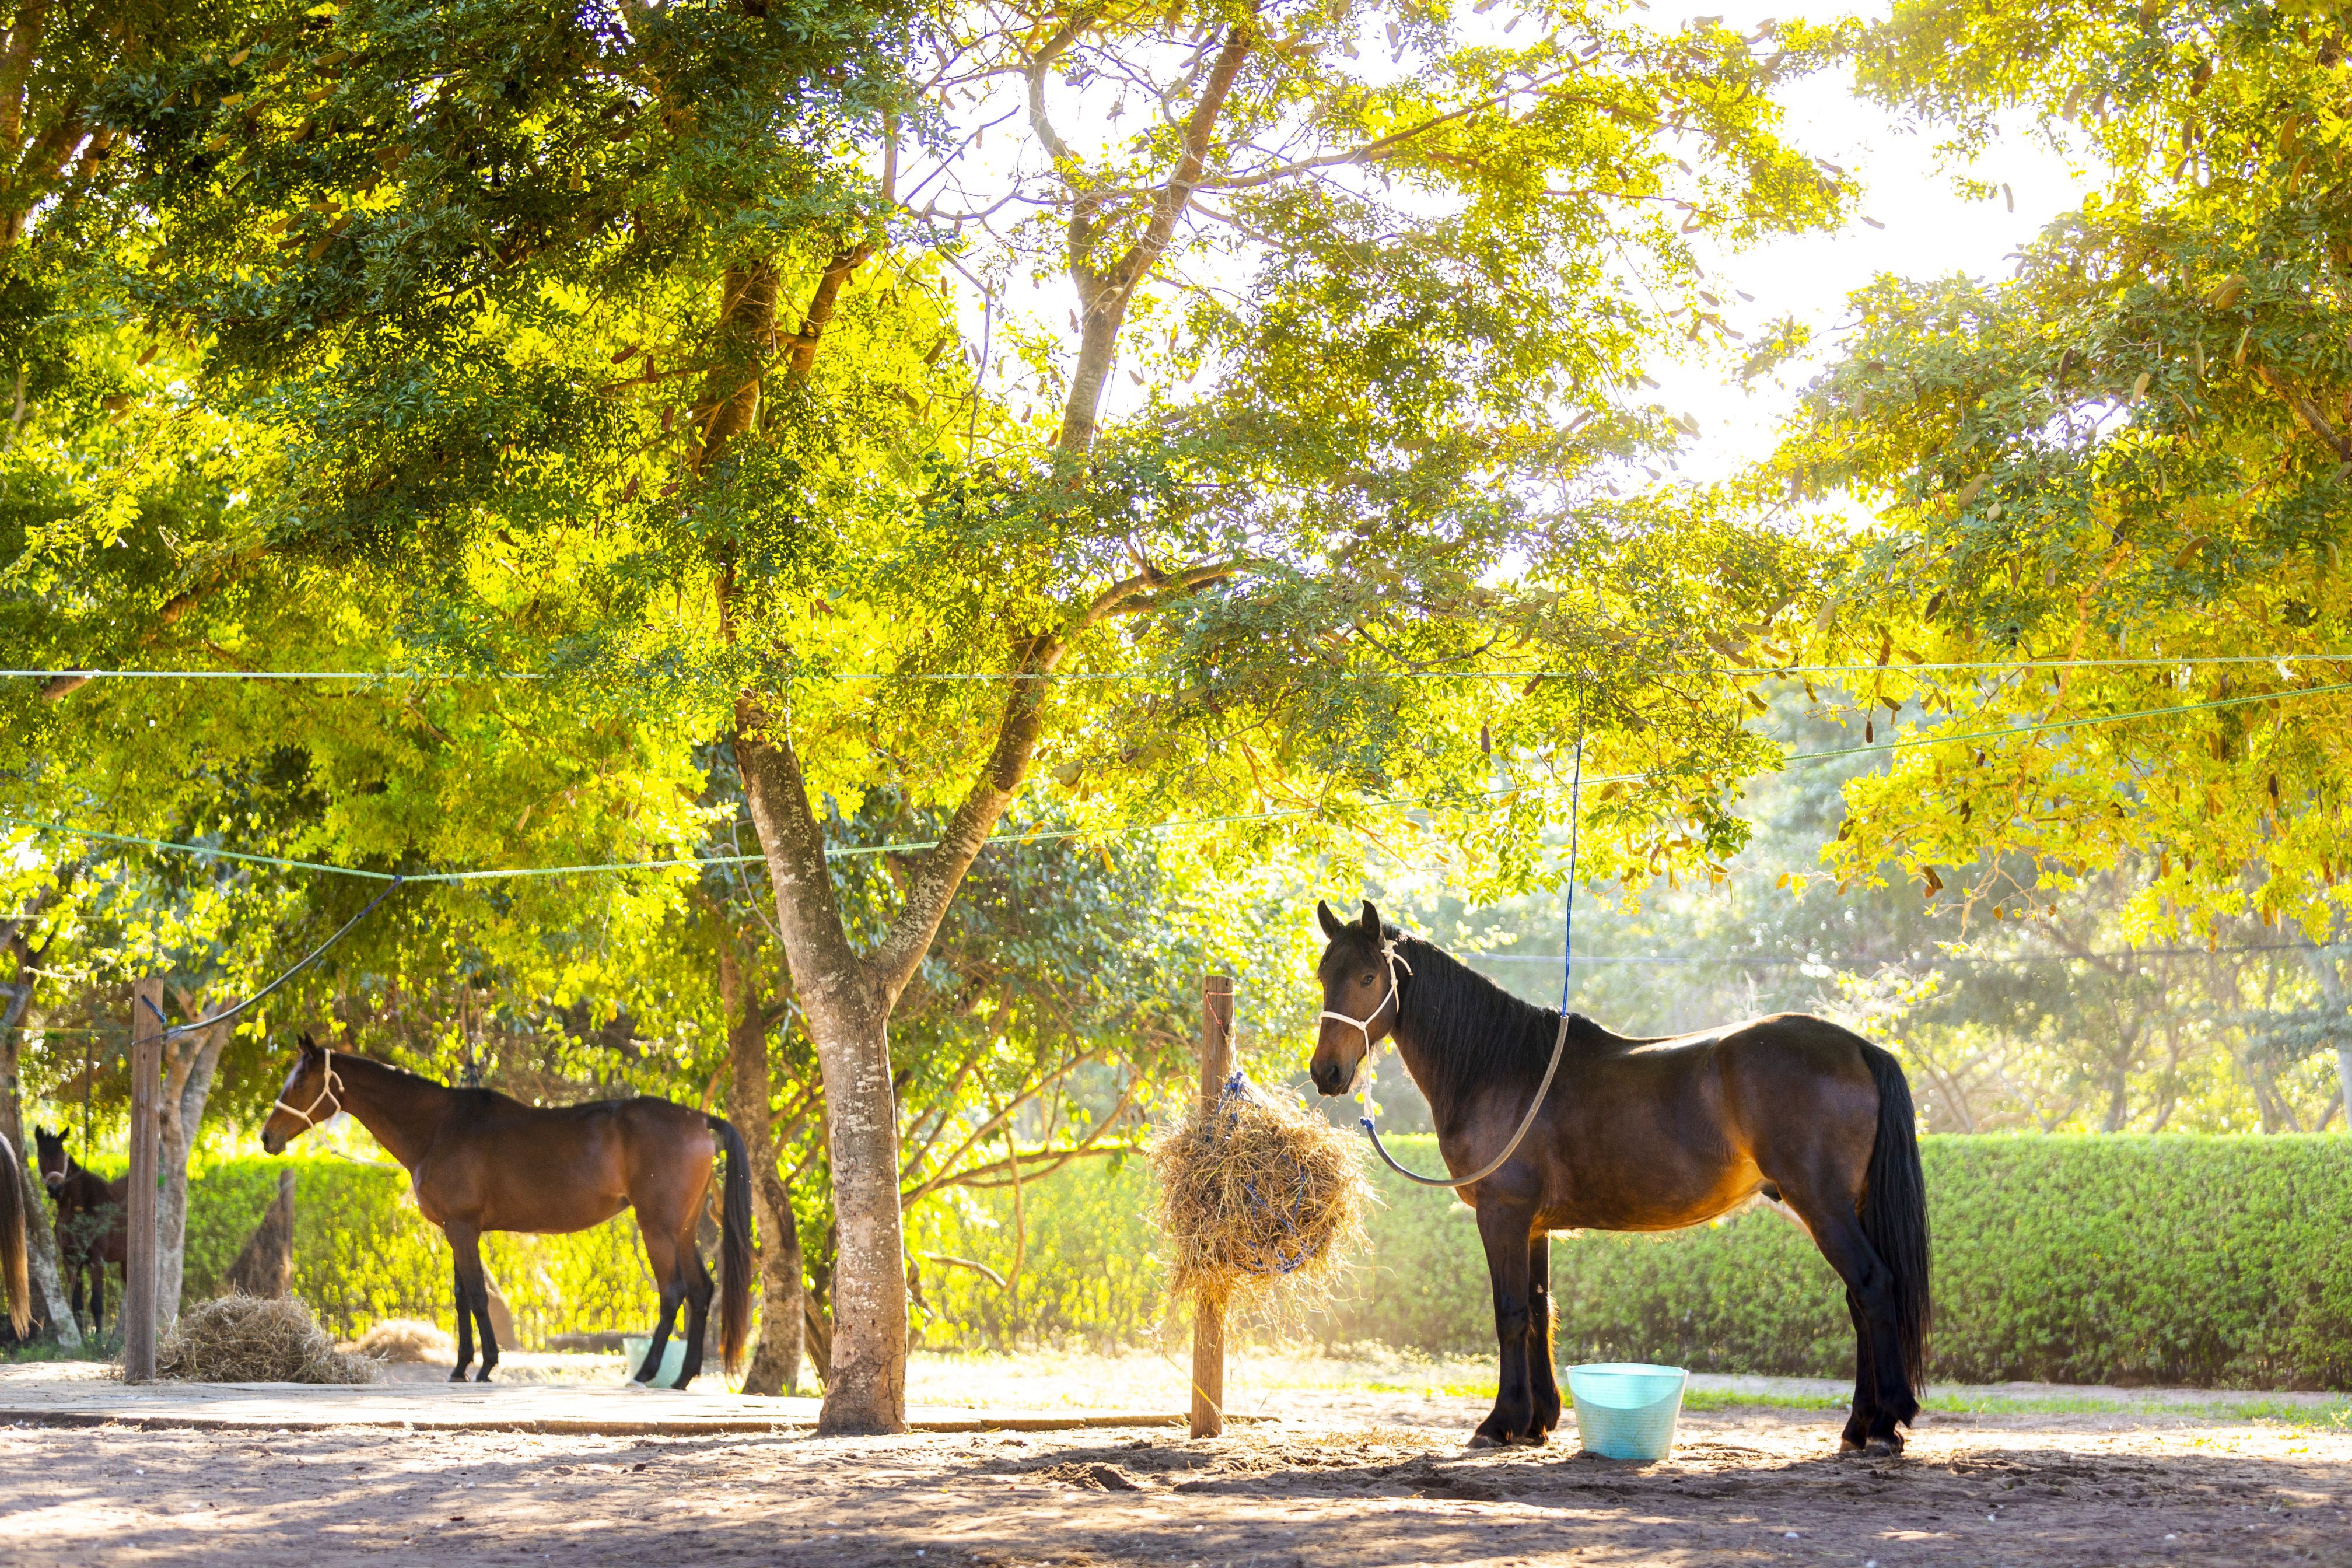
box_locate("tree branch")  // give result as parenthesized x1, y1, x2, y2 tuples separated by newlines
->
(2255, 365, 2352, 463)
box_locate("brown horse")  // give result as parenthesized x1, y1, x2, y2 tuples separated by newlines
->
(260, 1037, 751, 1386)
(1, 1132, 29, 1339)
(34, 1128, 126, 1335)
(1310, 901, 1930, 1455)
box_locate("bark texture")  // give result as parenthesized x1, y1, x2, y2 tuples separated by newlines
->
(154, 993, 232, 1335)
(722, 939, 804, 1396)
(0, 898, 78, 1345)
(221, 1170, 294, 1298)
(734, 700, 908, 1430)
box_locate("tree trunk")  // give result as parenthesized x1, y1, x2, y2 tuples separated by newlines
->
(721, 939, 804, 1396)
(2302, 939, 2352, 1126)
(155, 998, 231, 1335)
(222, 1170, 294, 1298)
(734, 708, 909, 1432)
(0, 949, 79, 1346)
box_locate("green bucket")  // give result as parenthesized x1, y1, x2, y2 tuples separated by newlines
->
(1566, 1363, 1687, 1461)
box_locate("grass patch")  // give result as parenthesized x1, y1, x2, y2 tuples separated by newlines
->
(1681, 1389, 1849, 1412)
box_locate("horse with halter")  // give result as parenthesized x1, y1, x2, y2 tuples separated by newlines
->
(1311, 900, 1931, 1455)
(34, 1127, 128, 1335)
(1, 1132, 29, 1339)
(260, 1035, 752, 1387)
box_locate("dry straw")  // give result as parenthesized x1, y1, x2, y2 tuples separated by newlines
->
(344, 1318, 454, 1364)
(1148, 1072, 1371, 1315)
(157, 1294, 380, 1384)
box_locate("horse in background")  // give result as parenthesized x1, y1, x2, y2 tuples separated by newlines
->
(260, 1035, 751, 1386)
(34, 1127, 127, 1336)
(1, 1132, 29, 1339)
(1310, 900, 1931, 1455)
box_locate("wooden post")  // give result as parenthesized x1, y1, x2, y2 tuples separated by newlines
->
(1189, 973, 1234, 1439)
(123, 978, 163, 1382)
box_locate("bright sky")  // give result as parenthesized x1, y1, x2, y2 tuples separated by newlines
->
(943, 3, 2106, 484)
(1633, 4, 2101, 481)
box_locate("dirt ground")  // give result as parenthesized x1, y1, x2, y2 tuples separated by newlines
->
(6, 1353, 2352, 1568)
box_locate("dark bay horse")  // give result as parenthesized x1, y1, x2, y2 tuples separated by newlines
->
(260, 1037, 751, 1386)
(1311, 901, 1930, 1455)
(34, 1128, 127, 1335)
(2, 1132, 29, 1338)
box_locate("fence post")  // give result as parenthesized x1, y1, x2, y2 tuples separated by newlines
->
(1189, 972, 1234, 1439)
(123, 977, 163, 1382)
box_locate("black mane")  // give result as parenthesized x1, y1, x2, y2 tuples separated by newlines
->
(1391, 933, 1598, 1112)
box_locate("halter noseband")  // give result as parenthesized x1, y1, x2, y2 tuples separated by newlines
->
(272, 1048, 344, 1130)
(1319, 935, 1413, 1045)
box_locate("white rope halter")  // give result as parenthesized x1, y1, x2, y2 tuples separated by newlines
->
(1319, 935, 1413, 1045)
(272, 1048, 344, 1130)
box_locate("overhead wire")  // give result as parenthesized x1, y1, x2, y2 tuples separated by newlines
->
(4, 676, 2347, 885)
(6, 653, 2352, 684)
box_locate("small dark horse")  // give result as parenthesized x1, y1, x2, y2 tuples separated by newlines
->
(1311, 901, 1931, 1455)
(1, 1132, 29, 1339)
(260, 1036, 752, 1386)
(34, 1128, 127, 1335)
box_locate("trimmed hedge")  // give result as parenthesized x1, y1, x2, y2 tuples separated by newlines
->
(162, 1135, 2352, 1387)
(178, 1157, 662, 1342)
(910, 1134, 2352, 1390)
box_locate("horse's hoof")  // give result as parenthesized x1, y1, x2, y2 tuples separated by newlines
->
(474, 1368, 495, 1384)
(1468, 1431, 1504, 1449)
(447, 1369, 470, 1384)
(1864, 1436, 1903, 1458)
(1521, 1429, 1548, 1447)
(1839, 1436, 1867, 1454)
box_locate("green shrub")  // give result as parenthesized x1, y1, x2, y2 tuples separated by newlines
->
(900, 1133, 2352, 1390)
(167, 1135, 2352, 1388)
(180, 1156, 662, 1342)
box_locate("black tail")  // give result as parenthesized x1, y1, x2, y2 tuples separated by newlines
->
(1857, 1044, 1931, 1403)
(707, 1115, 753, 1377)
(0, 1133, 30, 1338)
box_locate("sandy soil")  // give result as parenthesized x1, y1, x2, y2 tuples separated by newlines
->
(5, 1370, 2350, 1566)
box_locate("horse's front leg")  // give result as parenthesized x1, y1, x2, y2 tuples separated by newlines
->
(446, 1226, 478, 1382)
(1527, 1234, 1561, 1438)
(1471, 1202, 1539, 1447)
(448, 1224, 500, 1382)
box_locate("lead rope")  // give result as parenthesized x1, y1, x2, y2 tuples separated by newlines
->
(1360, 735, 1584, 1189)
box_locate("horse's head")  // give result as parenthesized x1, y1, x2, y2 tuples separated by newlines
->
(1311, 898, 1405, 1097)
(260, 1035, 342, 1156)
(32, 1126, 65, 1191)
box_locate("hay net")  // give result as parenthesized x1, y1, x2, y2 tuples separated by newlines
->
(1148, 1070, 1370, 1313)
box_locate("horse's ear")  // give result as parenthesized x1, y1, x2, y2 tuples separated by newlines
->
(1316, 900, 1345, 940)
(297, 1032, 317, 1056)
(1359, 900, 1382, 936)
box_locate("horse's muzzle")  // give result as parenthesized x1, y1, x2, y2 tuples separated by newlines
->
(1310, 1058, 1353, 1097)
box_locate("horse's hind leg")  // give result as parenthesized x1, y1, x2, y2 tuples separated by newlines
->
(1787, 1197, 1910, 1454)
(632, 1228, 685, 1388)
(1527, 1235, 1562, 1438)
(1839, 1287, 1879, 1451)
(674, 1228, 715, 1389)
(1471, 1202, 1541, 1447)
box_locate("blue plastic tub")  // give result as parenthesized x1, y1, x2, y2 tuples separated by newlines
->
(1566, 1363, 1688, 1461)
(620, 1334, 688, 1389)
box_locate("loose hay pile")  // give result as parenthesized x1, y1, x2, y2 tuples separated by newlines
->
(344, 1318, 454, 1364)
(158, 1294, 380, 1384)
(1149, 1072, 1371, 1314)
